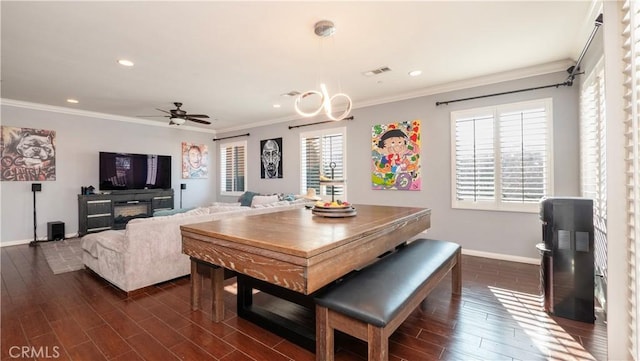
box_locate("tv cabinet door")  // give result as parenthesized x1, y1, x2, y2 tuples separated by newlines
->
(152, 195, 174, 212)
(79, 198, 113, 236)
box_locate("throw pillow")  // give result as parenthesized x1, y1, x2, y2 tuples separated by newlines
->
(250, 194, 279, 207)
(238, 191, 260, 207)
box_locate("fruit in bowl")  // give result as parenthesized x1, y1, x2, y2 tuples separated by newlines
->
(315, 200, 350, 208)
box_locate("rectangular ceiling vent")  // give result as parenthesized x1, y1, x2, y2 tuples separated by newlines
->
(281, 90, 301, 97)
(362, 66, 392, 77)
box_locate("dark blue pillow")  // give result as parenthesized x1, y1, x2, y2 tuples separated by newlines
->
(238, 191, 260, 207)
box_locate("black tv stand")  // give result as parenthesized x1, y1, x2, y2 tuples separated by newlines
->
(78, 189, 174, 236)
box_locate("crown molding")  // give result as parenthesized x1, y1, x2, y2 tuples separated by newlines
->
(354, 59, 575, 110)
(0, 99, 218, 135)
(2, 59, 573, 135)
(215, 59, 574, 133)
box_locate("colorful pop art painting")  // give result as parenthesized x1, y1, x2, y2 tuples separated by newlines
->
(371, 120, 421, 190)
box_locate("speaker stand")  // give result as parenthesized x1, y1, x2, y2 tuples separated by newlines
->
(29, 188, 38, 247)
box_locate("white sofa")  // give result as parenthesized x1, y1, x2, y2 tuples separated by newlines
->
(81, 200, 309, 293)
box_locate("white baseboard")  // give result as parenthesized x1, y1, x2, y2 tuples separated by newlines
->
(1, 232, 80, 248)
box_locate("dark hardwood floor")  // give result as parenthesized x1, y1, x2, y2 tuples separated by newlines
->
(1, 244, 607, 360)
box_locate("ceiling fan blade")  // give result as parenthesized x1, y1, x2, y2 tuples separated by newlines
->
(186, 117, 211, 125)
(184, 114, 210, 118)
(137, 115, 170, 118)
(155, 108, 172, 115)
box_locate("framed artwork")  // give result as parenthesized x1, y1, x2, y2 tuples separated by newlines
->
(260, 137, 283, 179)
(371, 120, 421, 190)
(182, 142, 208, 179)
(1, 126, 56, 181)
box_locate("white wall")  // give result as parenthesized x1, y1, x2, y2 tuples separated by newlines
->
(217, 71, 580, 260)
(0, 103, 217, 245)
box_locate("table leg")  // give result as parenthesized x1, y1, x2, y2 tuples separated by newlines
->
(190, 258, 202, 311)
(211, 266, 225, 322)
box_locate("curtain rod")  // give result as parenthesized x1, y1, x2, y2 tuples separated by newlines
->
(436, 13, 603, 107)
(288, 116, 354, 129)
(212, 133, 250, 142)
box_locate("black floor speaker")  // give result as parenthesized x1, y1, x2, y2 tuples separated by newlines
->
(47, 221, 65, 241)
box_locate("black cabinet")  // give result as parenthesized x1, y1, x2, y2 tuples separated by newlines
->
(78, 189, 174, 236)
(539, 197, 595, 323)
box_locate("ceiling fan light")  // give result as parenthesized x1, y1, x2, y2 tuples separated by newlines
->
(170, 117, 186, 125)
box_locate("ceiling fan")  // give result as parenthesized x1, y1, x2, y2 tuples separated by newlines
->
(139, 102, 211, 125)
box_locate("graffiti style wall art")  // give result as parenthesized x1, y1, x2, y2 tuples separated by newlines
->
(371, 120, 421, 190)
(182, 142, 208, 179)
(1, 126, 56, 181)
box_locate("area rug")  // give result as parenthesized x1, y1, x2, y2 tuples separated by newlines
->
(39, 238, 84, 274)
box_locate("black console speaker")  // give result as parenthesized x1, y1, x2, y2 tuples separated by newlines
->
(47, 221, 65, 241)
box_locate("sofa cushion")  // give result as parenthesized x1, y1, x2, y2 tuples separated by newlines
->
(81, 229, 126, 257)
(130, 207, 210, 223)
(211, 201, 241, 207)
(251, 194, 280, 207)
(208, 205, 251, 213)
(252, 200, 290, 208)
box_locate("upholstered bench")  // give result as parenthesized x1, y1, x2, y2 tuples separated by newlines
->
(314, 238, 462, 361)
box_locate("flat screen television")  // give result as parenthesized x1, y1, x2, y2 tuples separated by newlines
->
(99, 151, 172, 191)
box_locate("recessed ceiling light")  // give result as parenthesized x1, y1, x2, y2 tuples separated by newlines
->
(66, 98, 79, 104)
(273, 104, 281, 108)
(117, 59, 134, 67)
(408, 70, 422, 77)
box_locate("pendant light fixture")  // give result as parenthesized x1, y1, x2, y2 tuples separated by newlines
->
(294, 20, 352, 121)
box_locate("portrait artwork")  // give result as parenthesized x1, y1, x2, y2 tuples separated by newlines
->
(182, 142, 208, 179)
(260, 138, 283, 179)
(371, 120, 421, 190)
(1, 126, 56, 181)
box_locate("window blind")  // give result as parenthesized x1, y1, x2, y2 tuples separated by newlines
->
(452, 99, 552, 211)
(622, 0, 640, 357)
(580, 57, 608, 314)
(220, 141, 246, 194)
(499, 106, 549, 203)
(454, 114, 495, 202)
(300, 129, 346, 198)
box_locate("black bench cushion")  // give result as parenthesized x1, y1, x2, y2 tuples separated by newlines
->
(315, 238, 460, 327)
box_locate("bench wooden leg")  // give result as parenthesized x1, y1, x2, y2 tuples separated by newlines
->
(316, 305, 334, 361)
(452, 249, 462, 295)
(367, 325, 388, 361)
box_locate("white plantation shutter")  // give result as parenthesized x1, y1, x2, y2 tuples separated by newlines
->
(301, 128, 347, 199)
(622, 0, 640, 357)
(580, 57, 608, 314)
(499, 106, 549, 203)
(220, 141, 246, 194)
(454, 113, 495, 202)
(452, 99, 553, 212)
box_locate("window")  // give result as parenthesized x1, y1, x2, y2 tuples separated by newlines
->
(219, 140, 246, 195)
(300, 127, 347, 200)
(579, 57, 607, 313)
(621, 0, 640, 357)
(451, 98, 553, 212)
